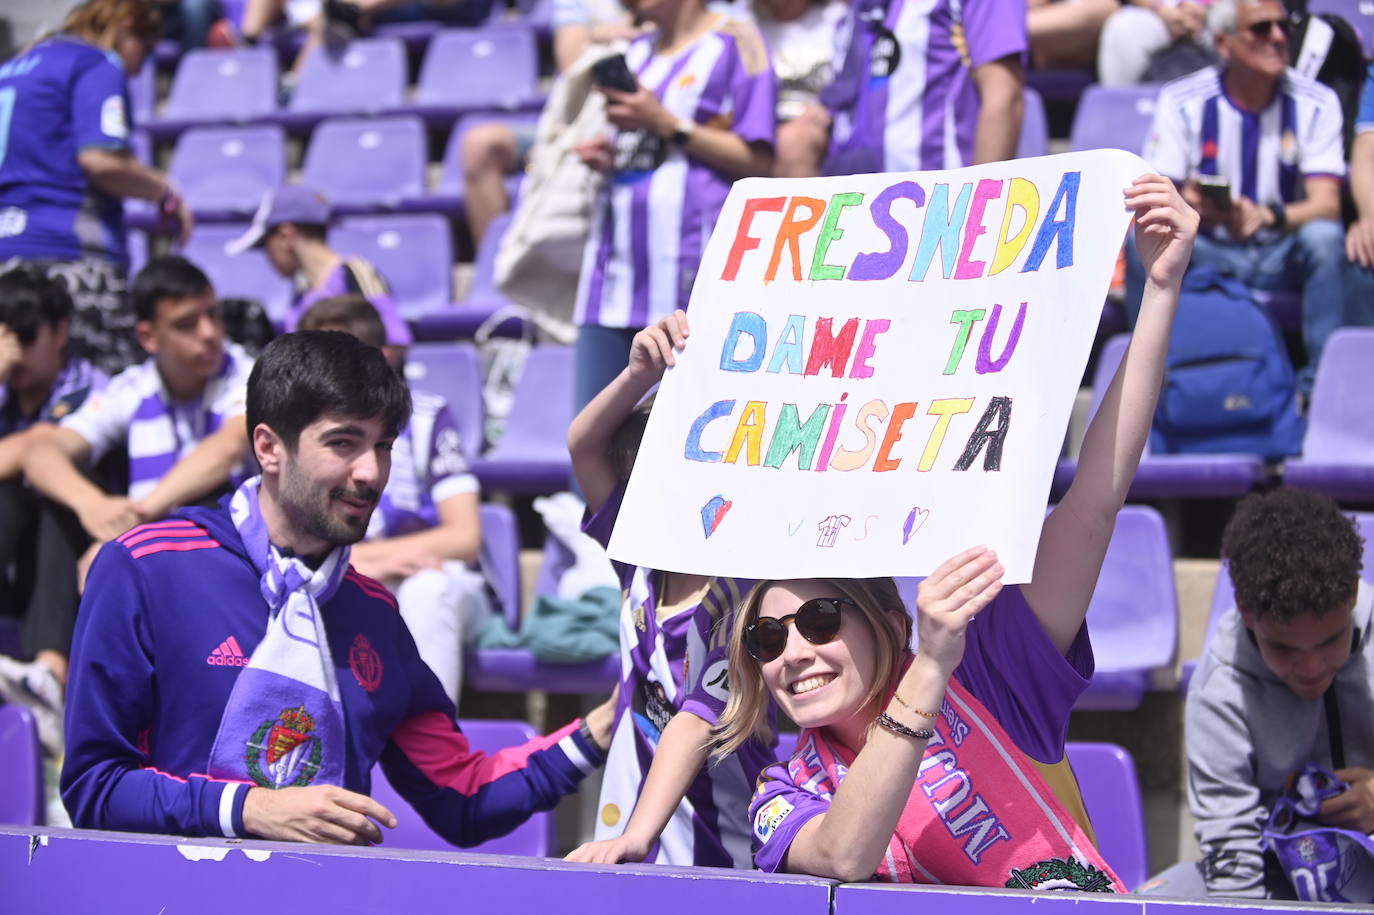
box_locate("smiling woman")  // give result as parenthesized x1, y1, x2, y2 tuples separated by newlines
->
(706, 176, 1201, 891)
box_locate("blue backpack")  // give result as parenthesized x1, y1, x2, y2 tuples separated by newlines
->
(1149, 267, 1306, 460)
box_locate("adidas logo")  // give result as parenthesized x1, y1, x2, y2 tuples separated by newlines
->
(207, 636, 249, 667)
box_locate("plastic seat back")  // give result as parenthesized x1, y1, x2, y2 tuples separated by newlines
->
(1066, 741, 1148, 889)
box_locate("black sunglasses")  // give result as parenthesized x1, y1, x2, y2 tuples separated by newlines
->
(1246, 17, 1289, 39)
(744, 598, 855, 663)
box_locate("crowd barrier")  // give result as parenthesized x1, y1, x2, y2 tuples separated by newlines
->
(1, 826, 1364, 915)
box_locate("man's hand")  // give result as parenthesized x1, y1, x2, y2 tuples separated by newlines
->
(1347, 217, 1374, 268)
(0, 326, 21, 386)
(1227, 195, 1276, 243)
(242, 785, 398, 845)
(1160, 1, 1205, 38)
(1319, 768, 1374, 833)
(76, 494, 143, 542)
(565, 832, 653, 864)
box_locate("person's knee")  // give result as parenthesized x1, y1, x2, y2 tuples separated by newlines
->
(1295, 219, 1345, 261)
(460, 124, 518, 178)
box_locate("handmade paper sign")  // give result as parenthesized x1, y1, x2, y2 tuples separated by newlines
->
(608, 149, 1148, 581)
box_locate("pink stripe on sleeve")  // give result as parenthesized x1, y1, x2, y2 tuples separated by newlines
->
(129, 539, 221, 560)
(116, 519, 202, 544)
(120, 527, 211, 549)
(390, 712, 579, 797)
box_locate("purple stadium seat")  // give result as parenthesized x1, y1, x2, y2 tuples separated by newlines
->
(277, 38, 407, 132)
(1309, 0, 1374, 44)
(1282, 328, 1374, 502)
(404, 26, 541, 125)
(1016, 88, 1049, 159)
(1053, 334, 1268, 498)
(1027, 67, 1095, 103)
(1069, 84, 1161, 155)
(0, 704, 44, 826)
(181, 224, 294, 320)
(404, 343, 486, 462)
(411, 212, 528, 339)
(368, 719, 554, 854)
(168, 125, 286, 221)
(151, 47, 278, 138)
(1074, 504, 1177, 710)
(373, 20, 448, 52)
(471, 345, 574, 494)
(466, 504, 620, 693)
(129, 59, 156, 127)
(301, 116, 427, 214)
(329, 213, 452, 318)
(1066, 742, 1148, 889)
(400, 112, 540, 217)
(1180, 511, 1374, 689)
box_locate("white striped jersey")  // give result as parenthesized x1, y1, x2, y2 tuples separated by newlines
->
(574, 16, 777, 330)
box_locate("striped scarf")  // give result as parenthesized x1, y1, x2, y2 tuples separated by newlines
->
(207, 476, 350, 789)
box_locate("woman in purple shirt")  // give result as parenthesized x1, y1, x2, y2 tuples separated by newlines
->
(570, 0, 778, 413)
(0, 0, 191, 375)
(711, 176, 1197, 888)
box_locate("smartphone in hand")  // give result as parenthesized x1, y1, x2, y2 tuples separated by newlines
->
(592, 54, 639, 93)
(1195, 174, 1233, 211)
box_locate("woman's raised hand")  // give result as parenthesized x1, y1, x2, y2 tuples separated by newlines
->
(914, 546, 1004, 673)
(626, 309, 690, 385)
(1126, 174, 1198, 293)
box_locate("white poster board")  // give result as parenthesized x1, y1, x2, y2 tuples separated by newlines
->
(608, 149, 1147, 582)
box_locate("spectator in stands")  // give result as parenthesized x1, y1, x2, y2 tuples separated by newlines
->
(298, 295, 489, 711)
(460, 0, 640, 247)
(4, 257, 253, 756)
(1028, 0, 1119, 70)
(228, 186, 413, 363)
(0, 0, 193, 377)
(1097, 0, 1210, 86)
(1145, 489, 1372, 898)
(755, 0, 845, 178)
(1137, 0, 1347, 393)
(820, 0, 1025, 177)
(61, 329, 613, 843)
(155, 0, 223, 48)
(0, 269, 107, 756)
(571, 0, 777, 410)
(1343, 64, 1374, 329)
(706, 175, 1196, 889)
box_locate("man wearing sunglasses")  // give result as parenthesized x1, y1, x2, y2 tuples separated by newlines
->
(1139, 0, 1347, 394)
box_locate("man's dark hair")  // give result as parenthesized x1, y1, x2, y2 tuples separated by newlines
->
(0, 267, 72, 344)
(1221, 489, 1364, 624)
(247, 330, 411, 451)
(289, 223, 329, 243)
(298, 295, 386, 349)
(130, 256, 213, 323)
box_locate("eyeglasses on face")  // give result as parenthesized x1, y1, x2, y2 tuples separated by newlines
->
(1245, 17, 1289, 39)
(744, 597, 855, 663)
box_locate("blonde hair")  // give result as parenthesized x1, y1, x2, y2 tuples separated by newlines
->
(711, 577, 912, 762)
(63, 0, 161, 46)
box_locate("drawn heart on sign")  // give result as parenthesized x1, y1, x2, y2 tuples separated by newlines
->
(902, 507, 930, 545)
(700, 495, 733, 538)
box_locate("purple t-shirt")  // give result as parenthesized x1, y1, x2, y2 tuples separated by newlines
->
(750, 585, 1093, 873)
(823, 0, 1027, 175)
(284, 258, 414, 346)
(0, 37, 132, 264)
(366, 389, 477, 539)
(584, 483, 776, 867)
(574, 16, 778, 331)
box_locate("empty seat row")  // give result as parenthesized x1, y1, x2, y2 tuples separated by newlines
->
(139, 30, 542, 139)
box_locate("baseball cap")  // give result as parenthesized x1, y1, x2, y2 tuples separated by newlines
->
(225, 186, 332, 256)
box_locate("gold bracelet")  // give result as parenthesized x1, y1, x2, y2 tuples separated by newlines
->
(890, 693, 939, 720)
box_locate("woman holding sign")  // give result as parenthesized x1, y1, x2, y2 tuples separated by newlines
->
(569, 0, 778, 413)
(702, 174, 1196, 889)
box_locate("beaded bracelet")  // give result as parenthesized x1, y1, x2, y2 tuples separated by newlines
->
(890, 693, 939, 720)
(875, 712, 934, 741)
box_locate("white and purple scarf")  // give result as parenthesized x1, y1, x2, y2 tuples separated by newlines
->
(207, 476, 349, 789)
